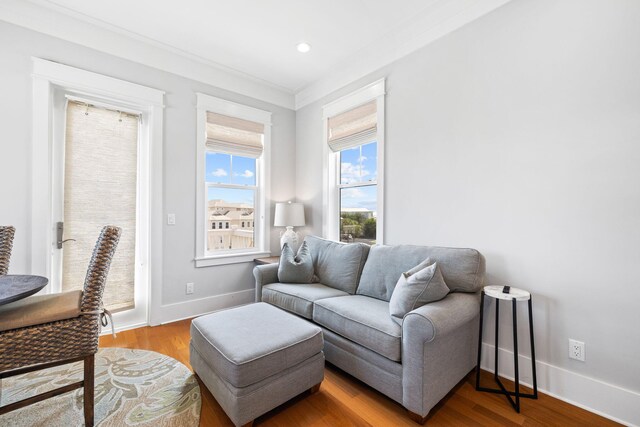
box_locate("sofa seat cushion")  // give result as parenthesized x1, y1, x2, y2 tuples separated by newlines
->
(313, 295, 402, 362)
(190, 302, 323, 388)
(262, 283, 349, 319)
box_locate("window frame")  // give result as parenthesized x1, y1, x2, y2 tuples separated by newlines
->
(195, 93, 271, 267)
(322, 79, 385, 244)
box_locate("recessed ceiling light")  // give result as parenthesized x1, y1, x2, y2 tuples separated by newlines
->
(296, 42, 311, 53)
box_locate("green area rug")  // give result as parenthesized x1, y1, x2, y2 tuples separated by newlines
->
(0, 347, 201, 426)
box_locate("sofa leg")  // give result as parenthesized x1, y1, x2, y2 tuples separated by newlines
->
(407, 410, 427, 425)
(309, 382, 322, 395)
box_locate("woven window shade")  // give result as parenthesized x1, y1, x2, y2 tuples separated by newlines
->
(62, 101, 138, 313)
(206, 112, 264, 158)
(327, 100, 377, 152)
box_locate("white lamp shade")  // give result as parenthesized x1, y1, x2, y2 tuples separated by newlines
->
(274, 202, 305, 227)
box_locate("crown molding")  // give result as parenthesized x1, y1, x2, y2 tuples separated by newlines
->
(0, 0, 295, 110)
(294, 0, 512, 110)
(1, 0, 511, 112)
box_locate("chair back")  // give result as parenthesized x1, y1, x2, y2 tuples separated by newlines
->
(0, 226, 15, 276)
(80, 226, 122, 313)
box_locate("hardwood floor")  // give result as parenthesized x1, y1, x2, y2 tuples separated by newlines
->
(100, 320, 619, 427)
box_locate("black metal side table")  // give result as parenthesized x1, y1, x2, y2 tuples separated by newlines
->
(476, 285, 538, 413)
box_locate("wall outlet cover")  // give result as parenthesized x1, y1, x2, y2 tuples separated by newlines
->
(186, 282, 194, 295)
(569, 339, 585, 362)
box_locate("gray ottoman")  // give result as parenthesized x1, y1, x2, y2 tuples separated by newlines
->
(190, 302, 324, 427)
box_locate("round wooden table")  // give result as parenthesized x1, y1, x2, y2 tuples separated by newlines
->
(0, 275, 49, 306)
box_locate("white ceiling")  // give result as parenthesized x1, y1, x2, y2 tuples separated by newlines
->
(39, 0, 440, 92)
(3, 0, 511, 108)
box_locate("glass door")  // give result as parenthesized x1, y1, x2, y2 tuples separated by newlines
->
(52, 97, 148, 329)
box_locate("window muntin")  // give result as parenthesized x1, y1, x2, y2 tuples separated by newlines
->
(206, 152, 257, 186)
(340, 141, 377, 185)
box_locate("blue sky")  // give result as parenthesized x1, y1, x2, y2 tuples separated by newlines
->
(340, 142, 378, 213)
(206, 153, 256, 205)
(341, 185, 377, 212)
(208, 186, 254, 205)
(206, 153, 256, 186)
(340, 141, 377, 184)
(205, 145, 377, 212)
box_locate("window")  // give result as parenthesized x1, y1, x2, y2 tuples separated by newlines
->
(323, 79, 385, 244)
(196, 94, 271, 266)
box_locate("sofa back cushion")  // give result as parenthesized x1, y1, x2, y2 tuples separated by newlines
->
(356, 245, 485, 301)
(304, 235, 370, 294)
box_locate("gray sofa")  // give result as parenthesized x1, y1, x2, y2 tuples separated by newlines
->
(253, 235, 485, 423)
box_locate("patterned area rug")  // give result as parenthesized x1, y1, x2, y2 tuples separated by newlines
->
(0, 348, 201, 426)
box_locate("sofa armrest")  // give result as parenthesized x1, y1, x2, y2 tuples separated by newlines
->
(403, 292, 479, 343)
(253, 264, 279, 302)
(402, 292, 480, 418)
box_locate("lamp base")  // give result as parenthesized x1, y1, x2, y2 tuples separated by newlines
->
(280, 226, 300, 253)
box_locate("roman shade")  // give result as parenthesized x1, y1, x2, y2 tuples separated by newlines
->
(327, 100, 377, 152)
(206, 112, 265, 158)
(63, 101, 138, 312)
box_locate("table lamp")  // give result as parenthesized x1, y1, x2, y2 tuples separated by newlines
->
(274, 201, 305, 252)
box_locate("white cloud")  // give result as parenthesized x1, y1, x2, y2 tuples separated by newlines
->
(341, 186, 377, 214)
(341, 187, 365, 198)
(358, 155, 367, 162)
(211, 168, 228, 177)
(234, 170, 254, 178)
(341, 162, 370, 184)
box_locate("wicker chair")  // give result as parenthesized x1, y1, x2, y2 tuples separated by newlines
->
(0, 226, 15, 276)
(0, 226, 121, 426)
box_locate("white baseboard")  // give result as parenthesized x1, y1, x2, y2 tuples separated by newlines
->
(153, 289, 255, 326)
(480, 343, 639, 426)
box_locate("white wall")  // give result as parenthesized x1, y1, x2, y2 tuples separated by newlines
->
(2, 0, 640, 423)
(0, 21, 296, 322)
(296, 0, 640, 423)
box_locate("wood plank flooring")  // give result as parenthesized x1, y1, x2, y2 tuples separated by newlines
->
(99, 319, 620, 426)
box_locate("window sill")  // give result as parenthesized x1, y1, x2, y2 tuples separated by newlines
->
(194, 251, 271, 268)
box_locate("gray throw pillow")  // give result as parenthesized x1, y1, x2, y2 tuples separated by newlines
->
(389, 258, 450, 325)
(405, 257, 433, 276)
(278, 241, 315, 283)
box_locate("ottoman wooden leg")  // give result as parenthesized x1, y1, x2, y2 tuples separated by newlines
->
(309, 382, 322, 395)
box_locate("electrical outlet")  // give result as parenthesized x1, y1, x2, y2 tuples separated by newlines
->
(167, 214, 176, 225)
(186, 282, 194, 295)
(569, 339, 585, 361)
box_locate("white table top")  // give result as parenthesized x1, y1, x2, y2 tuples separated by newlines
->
(483, 285, 530, 301)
